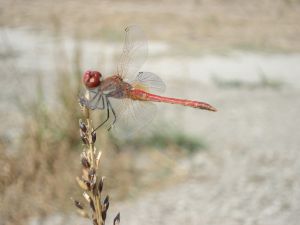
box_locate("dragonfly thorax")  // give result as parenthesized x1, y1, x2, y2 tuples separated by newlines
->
(99, 75, 132, 99)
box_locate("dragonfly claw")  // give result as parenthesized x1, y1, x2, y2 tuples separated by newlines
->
(79, 97, 87, 107)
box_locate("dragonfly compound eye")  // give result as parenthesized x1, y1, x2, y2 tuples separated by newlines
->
(83, 70, 102, 88)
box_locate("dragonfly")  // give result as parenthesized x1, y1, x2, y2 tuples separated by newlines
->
(80, 26, 217, 137)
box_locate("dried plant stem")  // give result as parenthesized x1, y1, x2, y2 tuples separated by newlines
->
(73, 103, 120, 225)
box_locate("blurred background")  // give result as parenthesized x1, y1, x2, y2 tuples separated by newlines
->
(1, 0, 300, 224)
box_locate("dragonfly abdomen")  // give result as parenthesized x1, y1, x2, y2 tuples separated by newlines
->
(130, 89, 217, 112)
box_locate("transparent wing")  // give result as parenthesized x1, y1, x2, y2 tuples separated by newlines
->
(108, 98, 157, 140)
(117, 25, 148, 81)
(131, 72, 166, 94)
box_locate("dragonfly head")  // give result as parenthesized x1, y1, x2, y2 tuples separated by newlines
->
(83, 70, 102, 89)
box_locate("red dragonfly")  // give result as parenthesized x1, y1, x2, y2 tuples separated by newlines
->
(80, 26, 216, 137)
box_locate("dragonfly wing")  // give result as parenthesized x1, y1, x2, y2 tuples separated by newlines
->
(117, 25, 148, 81)
(108, 98, 157, 139)
(131, 71, 166, 94)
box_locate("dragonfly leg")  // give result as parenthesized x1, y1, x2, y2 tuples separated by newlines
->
(96, 95, 105, 110)
(94, 96, 110, 131)
(107, 99, 116, 131)
(86, 92, 103, 110)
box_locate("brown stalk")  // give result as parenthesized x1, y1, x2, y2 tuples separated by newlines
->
(73, 97, 120, 225)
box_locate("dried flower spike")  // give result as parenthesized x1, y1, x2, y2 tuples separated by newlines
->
(77, 91, 120, 225)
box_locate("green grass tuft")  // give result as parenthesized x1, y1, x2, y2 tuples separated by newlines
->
(113, 130, 207, 153)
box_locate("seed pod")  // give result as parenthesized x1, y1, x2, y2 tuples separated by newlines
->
(74, 200, 84, 210)
(103, 195, 109, 206)
(92, 182, 98, 196)
(89, 199, 95, 212)
(81, 157, 90, 169)
(88, 168, 96, 181)
(79, 119, 87, 133)
(80, 133, 88, 145)
(82, 167, 89, 181)
(85, 180, 91, 190)
(91, 131, 96, 143)
(113, 213, 120, 225)
(98, 177, 104, 193)
(96, 151, 102, 168)
(102, 195, 109, 212)
(105, 201, 110, 211)
(88, 170, 96, 189)
(81, 152, 88, 160)
(102, 210, 107, 221)
(93, 219, 98, 225)
(90, 176, 96, 187)
(83, 192, 91, 203)
(76, 177, 89, 191)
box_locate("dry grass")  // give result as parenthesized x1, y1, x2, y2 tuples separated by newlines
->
(0, 69, 81, 224)
(0, 110, 80, 224)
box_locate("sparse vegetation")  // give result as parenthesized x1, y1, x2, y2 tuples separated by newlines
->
(113, 130, 207, 153)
